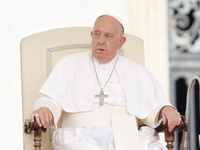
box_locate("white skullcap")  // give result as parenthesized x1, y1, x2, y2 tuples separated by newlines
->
(97, 14, 124, 32)
(103, 14, 124, 27)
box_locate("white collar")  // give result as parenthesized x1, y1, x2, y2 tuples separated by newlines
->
(92, 53, 119, 65)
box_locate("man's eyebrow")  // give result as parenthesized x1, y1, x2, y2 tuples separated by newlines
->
(105, 33, 112, 35)
(94, 30, 101, 32)
(94, 30, 113, 35)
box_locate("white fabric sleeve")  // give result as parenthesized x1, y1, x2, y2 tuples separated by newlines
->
(140, 105, 164, 128)
(33, 96, 63, 128)
(141, 105, 176, 128)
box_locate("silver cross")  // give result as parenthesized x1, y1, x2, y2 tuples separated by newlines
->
(95, 89, 108, 105)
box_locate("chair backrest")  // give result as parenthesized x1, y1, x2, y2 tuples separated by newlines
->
(21, 27, 144, 150)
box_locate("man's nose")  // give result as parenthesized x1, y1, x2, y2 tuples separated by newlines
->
(97, 35, 106, 45)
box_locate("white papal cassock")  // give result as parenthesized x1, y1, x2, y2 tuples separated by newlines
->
(34, 51, 170, 150)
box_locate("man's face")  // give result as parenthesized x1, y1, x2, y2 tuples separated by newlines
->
(91, 16, 126, 63)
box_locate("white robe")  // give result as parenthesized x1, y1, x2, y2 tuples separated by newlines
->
(35, 51, 171, 150)
(39, 51, 171, 118)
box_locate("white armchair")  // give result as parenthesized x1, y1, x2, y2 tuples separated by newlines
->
(21, 27, 187, 150)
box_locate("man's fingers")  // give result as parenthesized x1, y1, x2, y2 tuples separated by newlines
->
(48, 112, 53, 123)
(160, 107, 182, 132)
(35, 114, 42, 127)
(30, 108, 52, 128)
(31, 112, 35, 122)
(44, 111, 51, 126)
(162, 115, 167, 125)
(167, 113, 181, 131)
(31, 111, 41, 125)
(177, 114, 182, 125)
(40, 115, 47, 128)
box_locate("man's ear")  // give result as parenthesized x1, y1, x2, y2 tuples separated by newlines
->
(118, 36, 126, 49)
(91, 31, 93, 37)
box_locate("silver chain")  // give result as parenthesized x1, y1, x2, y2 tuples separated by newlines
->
(92, 54, 119, 90)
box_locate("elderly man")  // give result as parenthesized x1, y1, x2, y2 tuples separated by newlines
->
(31, 14, 181, 150)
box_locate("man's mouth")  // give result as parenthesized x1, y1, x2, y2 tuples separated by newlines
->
(97, 48, 105, 51)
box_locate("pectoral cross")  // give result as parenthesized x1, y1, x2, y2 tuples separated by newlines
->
(95, 89, 108, 105)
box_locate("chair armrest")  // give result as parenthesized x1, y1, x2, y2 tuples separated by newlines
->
(24, 119, 46, 150)
(155, 115, 188, 150)
(24, 119, 46, 133)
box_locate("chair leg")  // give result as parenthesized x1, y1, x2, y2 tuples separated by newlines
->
(165, 128, 175, 150)
(34, 131, 42, 150)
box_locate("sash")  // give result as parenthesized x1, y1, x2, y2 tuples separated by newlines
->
(61, 103, 141, 150)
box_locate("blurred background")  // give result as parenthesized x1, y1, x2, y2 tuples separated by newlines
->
(0, 0, 199, 149)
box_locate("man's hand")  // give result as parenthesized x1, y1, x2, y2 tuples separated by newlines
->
(159, 106, 182, 132)
(31, 107, 53, 128)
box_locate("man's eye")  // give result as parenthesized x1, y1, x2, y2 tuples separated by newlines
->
(94, 33, 100, 38)
(105, 34, 112, 40)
